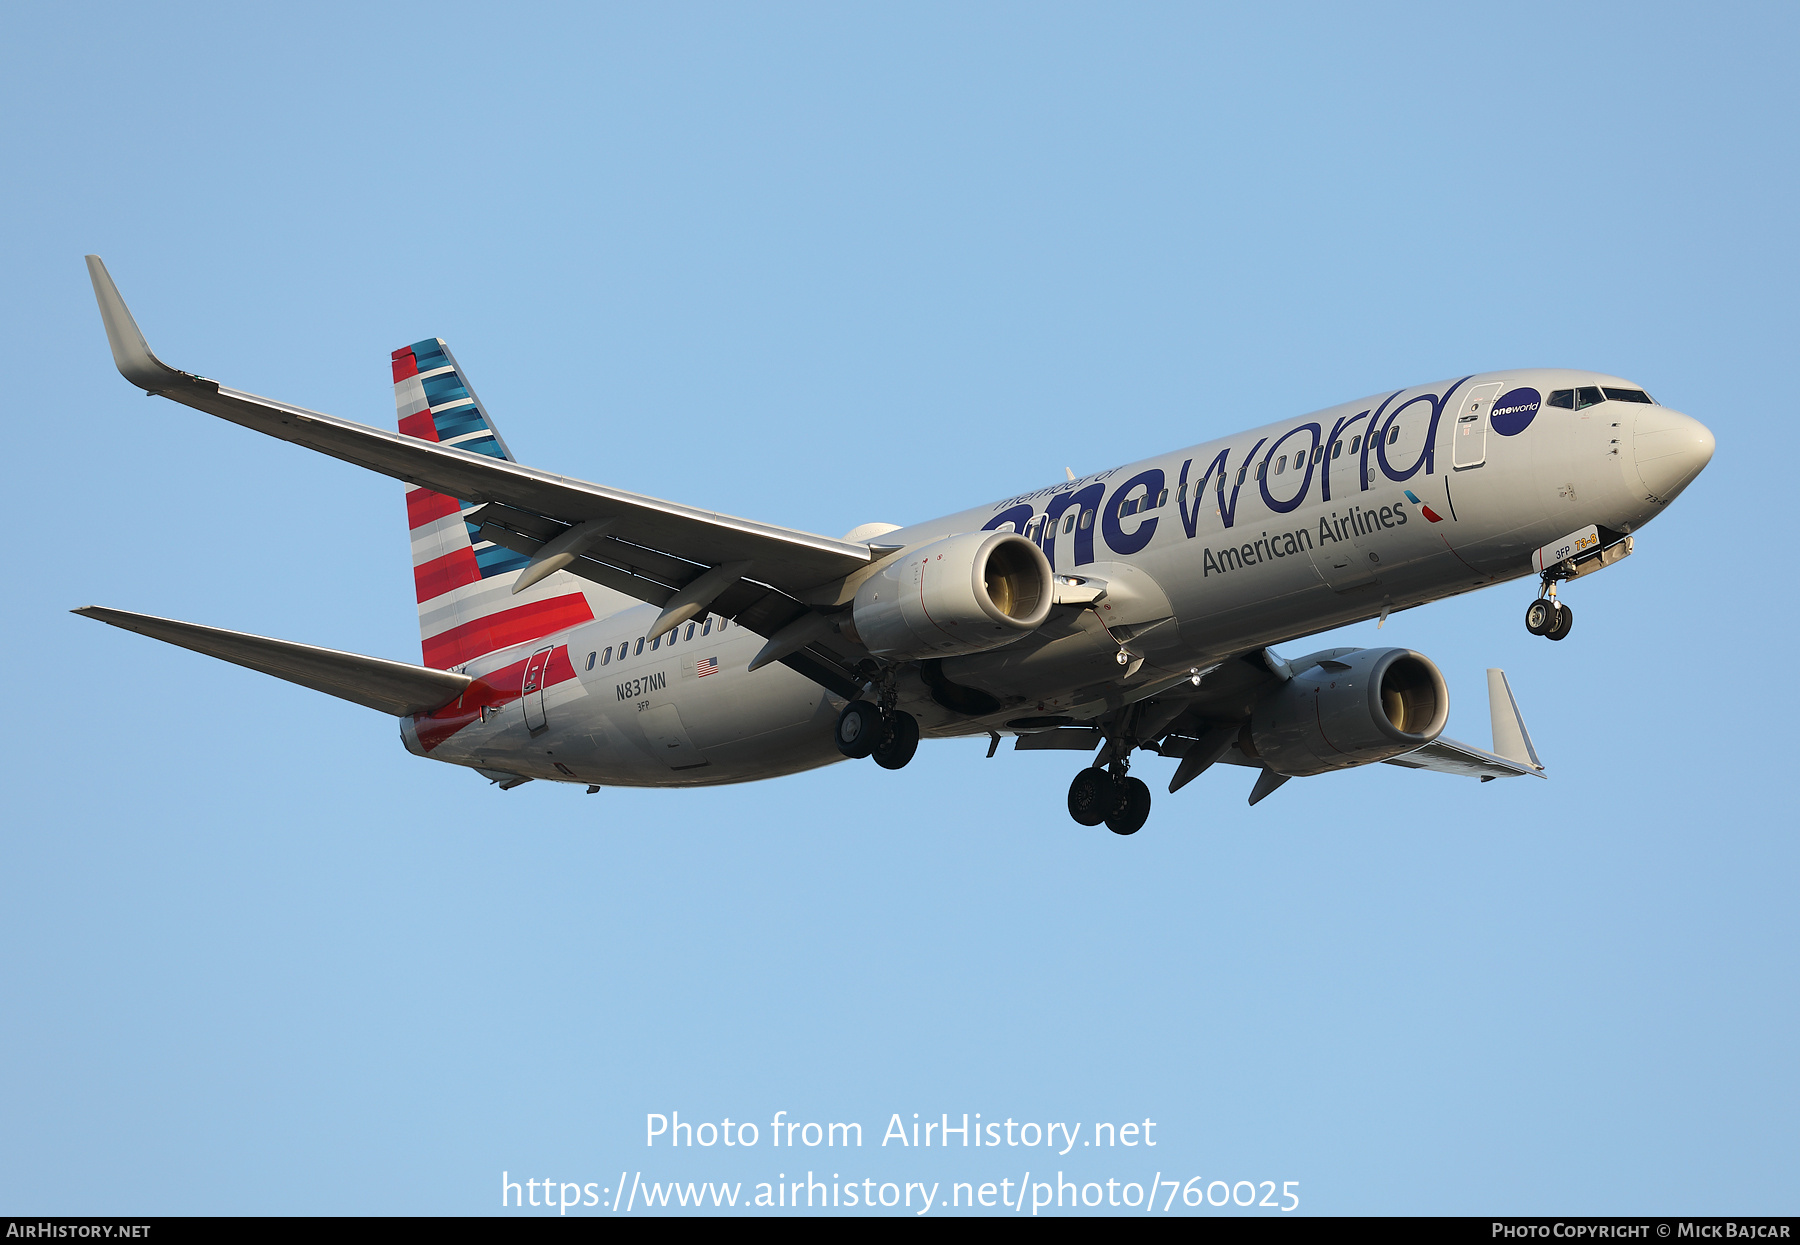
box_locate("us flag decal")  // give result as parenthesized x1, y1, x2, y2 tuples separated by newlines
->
(696, 656, 719, 677)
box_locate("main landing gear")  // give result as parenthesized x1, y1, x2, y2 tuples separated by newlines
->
(1067, 763, 1152, 836)
(835, 699, 920, 770)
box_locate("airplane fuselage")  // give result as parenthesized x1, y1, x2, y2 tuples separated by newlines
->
(402, 367, 1712, 789)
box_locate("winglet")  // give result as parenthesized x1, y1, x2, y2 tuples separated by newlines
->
(84, 255, 200, 394)
(1486, 668, 1544, 770)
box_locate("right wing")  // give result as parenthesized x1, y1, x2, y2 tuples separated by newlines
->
(1384, 670, 1546, 780)
(1382, 736, 1546, 780)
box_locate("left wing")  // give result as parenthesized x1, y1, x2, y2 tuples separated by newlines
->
(86, 256, 880, 695)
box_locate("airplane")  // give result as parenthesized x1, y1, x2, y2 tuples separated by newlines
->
(75, 256, 1716, 834)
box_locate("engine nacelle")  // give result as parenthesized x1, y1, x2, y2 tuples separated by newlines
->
(1247, 647, 1449, 777)
(849, 530, 1053, 660)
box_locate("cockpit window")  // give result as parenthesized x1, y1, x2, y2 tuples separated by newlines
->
(1575, 386, 1605, 409)
(1548, 390, 1574, 409)
(1604, 387, 1653, 404)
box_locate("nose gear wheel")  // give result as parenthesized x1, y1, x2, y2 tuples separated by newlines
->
(1524, 557, 1581, 640)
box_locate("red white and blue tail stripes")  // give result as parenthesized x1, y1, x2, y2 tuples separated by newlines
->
(393, 338, 598, 669)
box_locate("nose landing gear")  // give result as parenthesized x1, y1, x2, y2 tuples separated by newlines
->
(1524, 581, 1574, 642)
(1524, 528, 1634, 642)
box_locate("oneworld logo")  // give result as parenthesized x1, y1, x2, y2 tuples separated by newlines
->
(1491, 387, 1541, 436)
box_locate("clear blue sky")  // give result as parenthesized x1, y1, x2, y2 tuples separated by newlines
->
(2, 1, 1793, 1216)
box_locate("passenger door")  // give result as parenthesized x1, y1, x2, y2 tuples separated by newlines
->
(521, 645, 553, 732)
(1452, 383, 1502, 469)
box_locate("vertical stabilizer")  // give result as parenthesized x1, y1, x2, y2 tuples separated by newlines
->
(1486, 669, 1543, 769)
(392, 339, 620, 668)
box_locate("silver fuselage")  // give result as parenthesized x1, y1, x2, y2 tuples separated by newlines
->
(402, 368, 1713, 787)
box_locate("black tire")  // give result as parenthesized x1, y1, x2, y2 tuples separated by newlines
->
(1106, 776, 1152, 836)
(1545, 602, 1574, 641)
(1067, 767, 1119, 826)
(1524, 598, 1554, 635)
(835, 701, 881, 759)
(872, 711, 920, 770)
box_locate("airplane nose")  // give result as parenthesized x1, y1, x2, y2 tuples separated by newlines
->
(1632, 407, 1715, 503)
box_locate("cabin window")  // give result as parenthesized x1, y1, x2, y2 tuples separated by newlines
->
(1311, 446, 1323, 464)
(1236, 465, 1248, 485)
(1256, 460, 1267, 480)
(602, 646, 613, 665)
(1350, 434, 1362, 453)
(1331, 441, 1343, 459)
(1121, 497, 1139, 516)
(685, 622, 697, 640)
(585, 651, 596, 671)
(634, 637, 645, 656)
(1178, 482, 1188, 502)
(719, 619, 729, 631)
(651, 634, 662, 650)
(1576, 386, 1604, 409)
(1387, 424, 1400, 444)
(1274, 455, 1287, 475)
(1063, 513, 1076, 534)
(1079, 509, 1094, 530)
(1604, 387, 1653, 404)
(1155, 488, 1167, 508)
(702, 617, 713, 636)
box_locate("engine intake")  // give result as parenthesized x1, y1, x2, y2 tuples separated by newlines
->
(1247, 647, 1449, 776)
(849, 530, 1053, 660)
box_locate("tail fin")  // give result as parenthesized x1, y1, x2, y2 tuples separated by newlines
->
(392, 338, 602, 668)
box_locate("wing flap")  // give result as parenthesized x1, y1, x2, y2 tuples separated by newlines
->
(74, 606, 471, 717)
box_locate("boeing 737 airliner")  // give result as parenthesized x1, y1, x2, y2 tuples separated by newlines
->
(77, 257, 1715, 833)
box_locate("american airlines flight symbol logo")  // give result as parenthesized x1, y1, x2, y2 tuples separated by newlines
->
(1403, 490, 1445, 522)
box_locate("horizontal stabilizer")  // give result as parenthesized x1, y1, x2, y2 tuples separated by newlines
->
(73, 606, 471, 717)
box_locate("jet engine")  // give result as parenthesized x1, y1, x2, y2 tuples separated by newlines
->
(1245, 647, 1449, 776)
(847, 530, 1054, 660)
